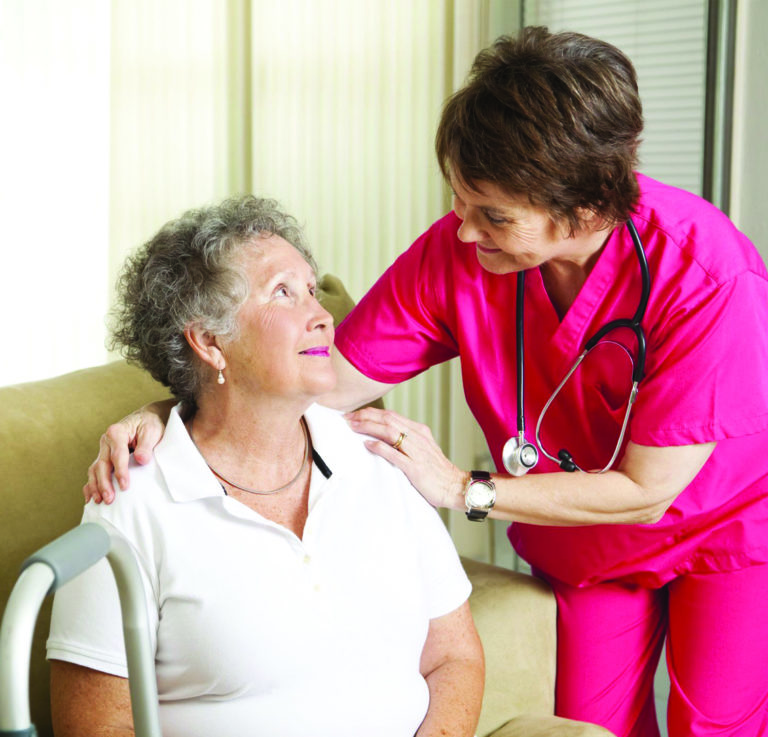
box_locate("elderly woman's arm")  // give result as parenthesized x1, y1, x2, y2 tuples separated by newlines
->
(50, 660, 134, 736)
(416, 601, 485, 737)
(346, 408, 716, 526)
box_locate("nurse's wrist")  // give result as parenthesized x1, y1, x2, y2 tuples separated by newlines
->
(450, 469, 472, 511)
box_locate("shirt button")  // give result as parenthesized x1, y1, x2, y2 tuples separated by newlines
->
(313, 583, 321, 592)
(303, 554, 311, 565)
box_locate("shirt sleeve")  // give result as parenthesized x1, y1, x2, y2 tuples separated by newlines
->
(396, 475, 472, 619)
(334, 214, 460, 383)
(631, 269, 768, 446)
(46, 499, 158, 678)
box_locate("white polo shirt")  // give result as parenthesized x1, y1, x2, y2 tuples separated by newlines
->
(48, 403, 471, 737)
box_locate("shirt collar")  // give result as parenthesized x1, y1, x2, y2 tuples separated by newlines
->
(303, 403, 371, 481)
(154, 405, 226, 503)
(154, 403, 361, 503)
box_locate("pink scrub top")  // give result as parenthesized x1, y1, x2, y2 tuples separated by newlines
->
(335, 174, 768, 588)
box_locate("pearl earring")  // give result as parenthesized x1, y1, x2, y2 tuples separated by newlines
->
(217, 369, 225, 385)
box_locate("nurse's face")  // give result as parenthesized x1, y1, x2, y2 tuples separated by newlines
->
(450, 175, 587, 275)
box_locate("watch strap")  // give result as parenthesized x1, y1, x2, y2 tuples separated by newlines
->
(466, 507, 490, 521)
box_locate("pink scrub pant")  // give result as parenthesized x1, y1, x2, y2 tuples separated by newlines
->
(547, 564, 768, 737)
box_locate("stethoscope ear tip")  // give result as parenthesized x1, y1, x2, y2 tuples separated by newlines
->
(558, 449, 577, 473)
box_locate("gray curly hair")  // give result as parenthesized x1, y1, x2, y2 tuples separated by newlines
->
(110, 194, 316, 407)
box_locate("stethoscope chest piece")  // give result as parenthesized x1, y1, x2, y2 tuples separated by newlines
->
(502, 434, 539, 476)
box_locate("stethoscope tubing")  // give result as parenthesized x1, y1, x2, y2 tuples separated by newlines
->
(515, 270, 527, 437)
(583, 218, 650, 383)
(534, 346, 640, 473)
(509, 217, 651, 474)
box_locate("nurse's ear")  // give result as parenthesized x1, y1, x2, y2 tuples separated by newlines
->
(574, 207, 610, 233)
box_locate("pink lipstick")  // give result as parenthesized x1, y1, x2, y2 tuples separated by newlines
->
(300, 347, 330, 357)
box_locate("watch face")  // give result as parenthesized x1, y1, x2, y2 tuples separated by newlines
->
(467, 481, 494, 508)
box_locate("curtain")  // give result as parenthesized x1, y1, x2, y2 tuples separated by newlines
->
(244, 0, 513, 558)
(0, 0, 243, 387)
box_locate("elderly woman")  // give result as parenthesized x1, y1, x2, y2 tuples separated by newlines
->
(47, 195, 484, 737)
(86, 28, 768, 737)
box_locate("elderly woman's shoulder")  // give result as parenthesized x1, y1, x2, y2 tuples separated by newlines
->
(303, 404, 440, 506)
(305, 403, 408, 476)
(90, 456, 169, 522)
(304, 403, 368, 455)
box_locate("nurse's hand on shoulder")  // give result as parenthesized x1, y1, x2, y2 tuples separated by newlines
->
(83, 403, 168, 504)
(345, 407, 467, 510)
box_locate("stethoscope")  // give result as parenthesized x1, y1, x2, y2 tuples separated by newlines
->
(502, 218, 651, 475)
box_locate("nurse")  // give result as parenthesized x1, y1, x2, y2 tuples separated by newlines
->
(87, 27, 768, 737)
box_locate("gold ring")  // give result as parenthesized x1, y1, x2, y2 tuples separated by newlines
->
(392, 431, 406, 450)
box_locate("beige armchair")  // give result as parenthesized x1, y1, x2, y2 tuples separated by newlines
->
(0, 275, 611, 737)
(465, 558, 612, 736)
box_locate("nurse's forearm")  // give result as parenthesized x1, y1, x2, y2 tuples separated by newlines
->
(345, 407, 716, 527)
(468, 440, 716, 526)
(483, 469, 667, 526)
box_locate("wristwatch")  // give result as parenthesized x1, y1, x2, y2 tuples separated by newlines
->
(464, 470, 496, 521)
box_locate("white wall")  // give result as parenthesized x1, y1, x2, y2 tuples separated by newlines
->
(731, 0, 768, 261)
(0, 1, 111, 385)
(0, 0, 241, 388)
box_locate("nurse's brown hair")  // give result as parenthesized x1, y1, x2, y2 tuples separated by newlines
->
(435, 26, 643, 235)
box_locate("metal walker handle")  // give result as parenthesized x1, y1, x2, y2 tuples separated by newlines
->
(0, 522, 162, 737)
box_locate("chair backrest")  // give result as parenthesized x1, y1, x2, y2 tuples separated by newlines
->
(0, 361, 171, 736)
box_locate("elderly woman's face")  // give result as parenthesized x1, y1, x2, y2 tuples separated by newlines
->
(450, 175, 591, 275)
(222, 235, 336, 402)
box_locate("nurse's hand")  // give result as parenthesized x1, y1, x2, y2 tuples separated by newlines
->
(83, 400, 172, 504)
(345, 407, 467, 511)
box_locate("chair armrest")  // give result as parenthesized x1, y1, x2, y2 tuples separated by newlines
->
(487, 715, 616, 737)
